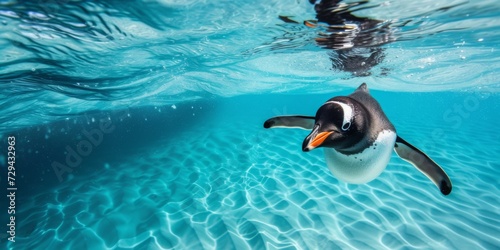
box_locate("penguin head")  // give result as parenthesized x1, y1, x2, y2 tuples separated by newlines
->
(303, 97, 367, 152)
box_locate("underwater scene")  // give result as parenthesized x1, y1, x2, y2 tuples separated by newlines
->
(0, 0, 499, 249)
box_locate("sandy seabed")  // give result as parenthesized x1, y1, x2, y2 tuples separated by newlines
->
(10, 117, 500, 250)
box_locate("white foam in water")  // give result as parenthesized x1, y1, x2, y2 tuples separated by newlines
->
(10, 114, 500, 249)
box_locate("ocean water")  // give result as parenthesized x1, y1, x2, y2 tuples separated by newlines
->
(0, 0, 499, 249)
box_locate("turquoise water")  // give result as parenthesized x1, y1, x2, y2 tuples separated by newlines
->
(1, 0, 499, 249)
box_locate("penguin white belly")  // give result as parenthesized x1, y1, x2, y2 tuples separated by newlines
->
(324, 130, 397, 184)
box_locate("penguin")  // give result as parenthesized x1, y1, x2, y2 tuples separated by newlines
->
(263, 83, 452, 195)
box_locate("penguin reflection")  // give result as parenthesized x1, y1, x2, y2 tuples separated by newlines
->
(282, 0, 394, 76)
(314, 0, 395, 76)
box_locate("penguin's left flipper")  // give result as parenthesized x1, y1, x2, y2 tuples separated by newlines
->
(394, 136, 452, 195)
(263, 115, 315, 130)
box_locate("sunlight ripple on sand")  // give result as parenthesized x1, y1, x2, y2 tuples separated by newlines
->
(12, 120, 500, 249)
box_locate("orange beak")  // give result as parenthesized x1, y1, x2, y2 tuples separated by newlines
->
(304, 131, 333, 151)
(310, 131, 333, 148)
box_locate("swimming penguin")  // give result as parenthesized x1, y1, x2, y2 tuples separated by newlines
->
(263, 83, 452, 195)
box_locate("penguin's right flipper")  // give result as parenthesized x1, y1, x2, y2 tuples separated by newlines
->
(394, 136, 452, 195)
(263, 116, 315, 130)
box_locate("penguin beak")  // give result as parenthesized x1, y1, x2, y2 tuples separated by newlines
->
(302, 128, 333, 152)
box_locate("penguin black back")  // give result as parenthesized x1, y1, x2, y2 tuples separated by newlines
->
(348, 83, 395, 141)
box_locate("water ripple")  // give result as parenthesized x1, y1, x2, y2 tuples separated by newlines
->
(1, 0, 500, 133)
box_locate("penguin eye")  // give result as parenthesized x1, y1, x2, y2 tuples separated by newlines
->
(341, 122, 351, 131)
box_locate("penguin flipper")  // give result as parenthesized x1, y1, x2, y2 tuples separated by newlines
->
(394, 136, 452, 195)
(263, 115, 315, 130)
